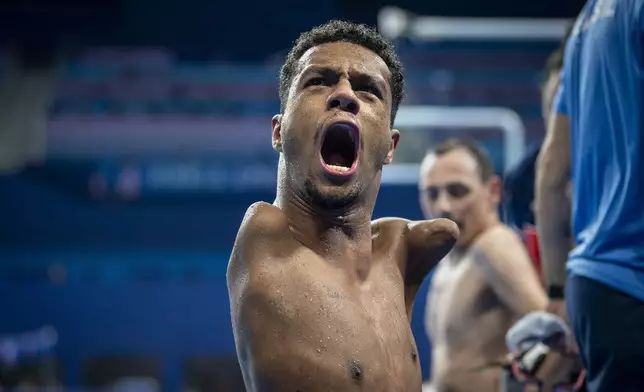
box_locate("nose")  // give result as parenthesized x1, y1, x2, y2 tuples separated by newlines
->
(434, 193, 453, 219)
(326, 80, 360, 115)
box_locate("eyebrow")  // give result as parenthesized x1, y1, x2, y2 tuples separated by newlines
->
(421, 181, 471, 189)
(299, 65, 337, 80)
(299, 65, 389, 93)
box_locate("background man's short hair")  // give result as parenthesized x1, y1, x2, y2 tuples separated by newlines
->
(430, 138, 496, 181)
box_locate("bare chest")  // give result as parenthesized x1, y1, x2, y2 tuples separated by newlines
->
(427, 254, 508, 347)
(241, 255, 422, 391)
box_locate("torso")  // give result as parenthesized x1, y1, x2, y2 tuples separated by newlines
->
(564, 0, 644, 298)
(230, 222, 422, 392)
(427, 248, 513, 392)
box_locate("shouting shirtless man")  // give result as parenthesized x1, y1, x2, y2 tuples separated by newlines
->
(420, 139, 547, 392)
(227, 21, 459, 392)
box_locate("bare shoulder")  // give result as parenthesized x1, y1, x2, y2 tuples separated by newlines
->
(371, 217, 410, 253)
(475, 224, 525, 251)
(371, 217, 410, 235)
(227, 202, 291, 291)
(472, 224, 530, 263)
(371, 217, 458, 258)
(371, 217, 458, 238)
(404, 219, 458, 279)
(237, 201, 289, 239)
(406, 218, 459, 249)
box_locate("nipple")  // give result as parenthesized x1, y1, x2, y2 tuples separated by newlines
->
(348, 359, 364, 381)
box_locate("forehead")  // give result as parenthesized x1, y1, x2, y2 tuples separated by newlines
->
(421, 149, 482, 186)
(297, 42, 390, 80)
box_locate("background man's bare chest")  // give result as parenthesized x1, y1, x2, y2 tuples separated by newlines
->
(428, 255, 503, 343)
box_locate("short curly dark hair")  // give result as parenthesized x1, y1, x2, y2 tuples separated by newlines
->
(279, 20, 405, 127)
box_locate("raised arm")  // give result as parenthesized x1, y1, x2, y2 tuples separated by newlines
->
(371, 217, 457, 318)
(472, 226, 548, 316)
(405, 219, 458, 292)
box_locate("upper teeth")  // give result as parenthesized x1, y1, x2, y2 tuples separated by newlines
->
(327, 164, 350, 172)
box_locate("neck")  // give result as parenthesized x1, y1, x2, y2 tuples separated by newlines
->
(274, 159, 379, 274)
(478, 209, 501, 233)
(454, 210, 501, 253)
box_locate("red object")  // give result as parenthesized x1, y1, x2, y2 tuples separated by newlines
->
(523, 226, 543, 282)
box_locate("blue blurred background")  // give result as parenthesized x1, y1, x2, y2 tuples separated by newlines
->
(0, 0, 583, 390)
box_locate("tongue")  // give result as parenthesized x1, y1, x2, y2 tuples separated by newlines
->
(328, 153, 347, 167)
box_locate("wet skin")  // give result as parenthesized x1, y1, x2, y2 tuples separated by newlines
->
(228, 42, 459, 392)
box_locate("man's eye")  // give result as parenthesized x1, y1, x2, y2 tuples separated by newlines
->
(358, 84, 381, 98)
(425, 187, 439, 201)
(445, 183, 470, 199)
(305, 77, 325, 87)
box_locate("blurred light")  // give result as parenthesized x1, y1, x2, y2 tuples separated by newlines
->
(378, 7, 571, 41)
(378, 7, 409, 40)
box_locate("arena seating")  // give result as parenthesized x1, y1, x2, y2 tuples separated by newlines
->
(1, 40, 557, 389)
(50, 40, 553, 156)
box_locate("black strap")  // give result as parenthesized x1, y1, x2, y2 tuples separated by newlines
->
(547, 285, 565, 299)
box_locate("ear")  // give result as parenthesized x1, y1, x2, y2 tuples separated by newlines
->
(488, 174, 502, 204)
(384, 129, 400, 165)
(272, 114, 283, 152)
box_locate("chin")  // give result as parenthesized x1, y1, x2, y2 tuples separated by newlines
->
(305, 177, 361, 210)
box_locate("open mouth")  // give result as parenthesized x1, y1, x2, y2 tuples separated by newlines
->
(319, 122, 359, 176)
